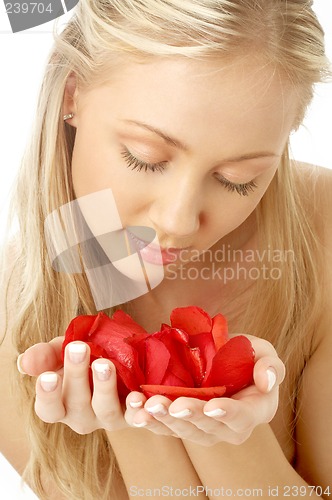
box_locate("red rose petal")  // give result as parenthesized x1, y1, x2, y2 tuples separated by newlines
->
(61, 314, 100, 355)
(91, 314, 137, 341)
(202, 335, 255, 396)
(188, 331, 216, 381)
(112, 310, 149, 336)
(86, 342, 108, 362)
(161, 371, 193, 387)
(88, 312, 113, 336)
(62, 306, 254, 405)
(211, 313, 229, 350)
(159, 324, 189, 344)
(110, 357, 142, 395)
(61, 314, 106, 361)
(93, 333, 145, 390)
(124, 333, 150, 372)
(145, 337, 171, 384)
(62, 312, 145, 394)
(71, 314, 101, 339)
(152, 328, 194, 386)
(186, 347, 205, 386)
(141, 384, 227, 401)
(170, 306, 212, 335)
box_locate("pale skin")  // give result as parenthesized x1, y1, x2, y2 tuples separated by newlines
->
(10, 56, 332, 497)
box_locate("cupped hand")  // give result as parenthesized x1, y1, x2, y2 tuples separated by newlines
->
(17, 338, 130, 434)
(124, 335, 286, 446)
(17, 334, 285, 442)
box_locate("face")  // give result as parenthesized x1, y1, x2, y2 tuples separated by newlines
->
(67, 57, 298, 270)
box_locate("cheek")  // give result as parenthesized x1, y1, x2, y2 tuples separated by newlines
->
(71, 134, 102, 197)
(211, 168, 277, 238)
(70, 132, 146, 225)
(209, 194, 258, 233)
(71, 130, 119, 197)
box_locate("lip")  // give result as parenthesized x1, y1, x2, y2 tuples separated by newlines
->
(127, 230, 188, 265)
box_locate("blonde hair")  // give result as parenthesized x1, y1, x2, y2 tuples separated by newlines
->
(1, 1, 331, 498)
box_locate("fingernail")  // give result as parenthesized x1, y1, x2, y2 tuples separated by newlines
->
(266, 368, 277, 392)
(17, 353, 27, 375)
(68, 343, 87, 364)
(169, 408, 192, 418)
(204, 408, 227, 417)
(146, 403, 168, 416)
(129, 401, 143, 408)
(40, 373, 58, 392)
(133, 421, 148, 427)
(93, 362, 111, 381)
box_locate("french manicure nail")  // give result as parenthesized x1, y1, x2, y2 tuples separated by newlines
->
(40, 373, 58, 392)
(204, 408, 227, 417)
(146, 403, 168, 416)
(169, 408, 192, 418)
(93, 362, 111, 381)
(129, 401, 143, 408)
(17, 353, 27, 375)
(133, 421, 148, 427)
(68, 343, 87, 364)
(266, 368, 277, 392)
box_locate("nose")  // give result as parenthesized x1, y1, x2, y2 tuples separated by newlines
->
(148, 177, 202, 242)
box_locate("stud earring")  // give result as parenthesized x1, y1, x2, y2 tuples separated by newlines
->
(63, 113, 74, 121)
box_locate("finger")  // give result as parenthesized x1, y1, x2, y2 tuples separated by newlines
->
(253, 356, 286, 393)
(203, 397, 254, 433)
(126, 391, 147, 410)
(128, 407, 174, 436)
(143, 396, 202, 440)
(167, 397, 226, 434)
(17, 336, 65, 377)
(35, 371, 66, 423)
(90, 360, 124, 430)
(203, 392, 276, 434)
(168, 397, 258, 444)
(145, 396, 253, 446)
(247, 335, 277, 358)
(62, 342, 93, 414)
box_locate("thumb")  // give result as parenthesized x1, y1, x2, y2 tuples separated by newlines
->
(17, 336, 65, 376)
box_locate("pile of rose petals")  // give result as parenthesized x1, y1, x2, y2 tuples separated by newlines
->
(62, 306, 255, 402)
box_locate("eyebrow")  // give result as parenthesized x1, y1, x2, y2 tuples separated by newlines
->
(120, 119, 279, 163)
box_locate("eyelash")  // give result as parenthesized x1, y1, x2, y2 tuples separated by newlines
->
(121, 147, 258, 197)
(121, 148, 167, 173)
(214, 175, 258, 197)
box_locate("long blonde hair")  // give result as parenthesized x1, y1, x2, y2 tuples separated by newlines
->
(1, 1, 331, 498)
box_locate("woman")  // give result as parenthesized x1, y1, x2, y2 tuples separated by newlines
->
(1, 0, 331, 498)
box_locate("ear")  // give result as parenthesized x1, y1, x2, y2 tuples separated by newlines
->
(62, 72, 79, 127)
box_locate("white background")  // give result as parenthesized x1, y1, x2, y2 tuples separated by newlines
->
(0, 0, 331, 244)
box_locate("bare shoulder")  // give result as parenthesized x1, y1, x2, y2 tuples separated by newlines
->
(289, 163, 332, 495)
(292, 160, 332, 300)
(291, 160, 332, 256)
(291, 160, 332, 216)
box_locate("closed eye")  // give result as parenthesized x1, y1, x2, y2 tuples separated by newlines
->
(121, 147, 167, 173)
(214, 173, 258, 196)
(121, 146, 259, 196)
